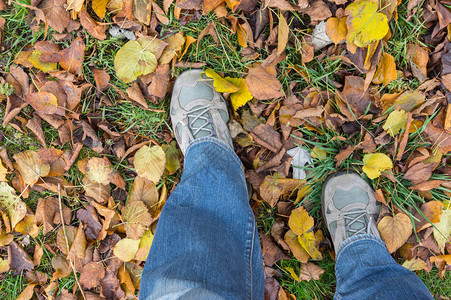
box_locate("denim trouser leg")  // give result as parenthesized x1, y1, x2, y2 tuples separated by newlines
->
(140, 137, 264, 300)
(335, 234, 433, 300)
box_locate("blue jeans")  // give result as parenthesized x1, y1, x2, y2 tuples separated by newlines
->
(140, 138, 432, 300)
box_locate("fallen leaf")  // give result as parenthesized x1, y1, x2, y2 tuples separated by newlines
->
(15, 215, 41, 238)
(134, 229, 154, 261)
(59, 37, 85, 77)
(92, 0, 109, 18)
(42, 0, 70, 33)
(277, 12, 289, 55)
(402, 258, 428, 271)
(51, 255, 71, 280)
(8, 241, 34, 272)
(24, 92, 64, 116)
(16, 283, 36, 300)
(114, 238, 140, 262)
(298, 231, 322, 260)
(284, 230, 309, 263)
(362, 153, 393, 179)
(383, 109, 407, 137)
(204, 69, 239, 93)
(0, 182, 27, 230)
(129, 176, 159, 214)
(285, 266, 300, 281)
(406, 44, 429, 77)
(373, 52, 397, 86)
(28, 50, 58, 72)
(92, 68, 110, 92)
(403, 163, 434, 185)
(245, 64, 283, 100)
(122, 201, 152, 239)
(226, 77, 253, 110)
(251, 124, 283, 153)
(299, 262, 324, 281)
(393, 91, 425, 112)
(114, 39, 158, 83)
(237, 23, 248, 48)
(260, 233, 289, 266)
(162, 141, 181, 175)
(433, 207, 451, 253)
(288, 206, 313, 236)
(345, 0, 389, 48)
(159, 32, 185, 64)
(0, 159, 7, 181)
(86, 157, 113, 185)
(118, 263, 136, 297)
(133, 145, 166, 183)
(79, 9, 107, 40)
(377, 213, 412, 253)
(79, 262, 105, 289)
(147, 64, 170, 99)
(326, 17, 347, 45)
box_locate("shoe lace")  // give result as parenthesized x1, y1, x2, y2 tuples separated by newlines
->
(186, 105, 217, 138)
(340, 209, 372, 237)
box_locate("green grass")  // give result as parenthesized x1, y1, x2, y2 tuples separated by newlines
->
(418, 267, 451, 298)
(0, 272, 27, 298)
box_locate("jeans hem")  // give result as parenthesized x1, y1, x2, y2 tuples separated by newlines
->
(336, 234, 386, 262)
(186, 137, 244, 170)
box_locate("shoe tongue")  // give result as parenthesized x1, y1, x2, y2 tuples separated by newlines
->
(333, 186, 369, 210)
(345, 209, 368, 238)
(188, 105, 215, 139)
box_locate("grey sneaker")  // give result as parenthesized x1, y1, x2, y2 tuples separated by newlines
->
(170, 69, 233, 154)
(321, 171, 380, 250)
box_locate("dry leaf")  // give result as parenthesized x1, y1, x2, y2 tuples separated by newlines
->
(284, 230, 309, 263)
(299, 262, 324, 281)
(383, 109, 407, 137)
(433, 207, 451, 253)
(245, 64, 283, 100)
(362, 153, 393, 179)
(133, 145, 166, 183)
(134, 229, 154, 261)
(0, 182, 27, 230)
(373, 52, 397, 86)
(114, 238, 140, 262)
(277, 12, 289, 55)
(79, 262, 105, 289)
(326, 17, 347, 45)
(59, 37, 85, 77)
(122, 201, 152, 239)
(377, 213, 412, 253)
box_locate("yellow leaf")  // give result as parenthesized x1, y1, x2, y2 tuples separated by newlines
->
(0, 231, 14, 246)
(345, 0, 389, 48)
(237, 23, 248, 48)
(134, 229, 154, 261)
(394, 91, 425, 112)
(311, 146, 327, 160)
(277, 12, 289, 55)
(362, 153, 393, 179)
(225, 0, 240, 10)
(27, 50, 58, 73)
(0, 257, 8, 273)
(285, 267, 300, 282)
(377, 213, 412, 253)
(288, 206, 314, 236)
(92, 0, 109, 18)
(0, 182, 27, 230)
(15, 215, 41, 238)
(383, 109, 407, 137)
(402, 258, 428, 271)
(0, 158, 7, 182)
(204, 69, 239, 93)
(85, 157, 112, 185)
(159, 32, 185, 64)
(162, 141, 182, 175)
(298, 231, 322, 260)
(226, 77, 253, 110)
(326, 17, 348, 45)
(372, 52, 397, 86)
(114, 238, 140, 262)
(433, 207, 451, 253)
(114, 40, 157, 83)
(16, 283, 36, 300)
(122, 201, 152, 240)
(134, 145, 166, 184)
(284, 230, 310, 263)
(179, 35, 197, 60)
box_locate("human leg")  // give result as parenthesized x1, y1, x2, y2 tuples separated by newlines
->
(140, 70, 264, 300)
(322, 172, 433, 300)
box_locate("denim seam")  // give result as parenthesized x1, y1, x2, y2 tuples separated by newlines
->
(336, 234, 386, 261)
(186, 137, 244, 171)
(249, 215, 256, 300)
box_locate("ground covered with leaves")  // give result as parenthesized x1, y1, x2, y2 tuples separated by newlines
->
(0, 0, 450, 298)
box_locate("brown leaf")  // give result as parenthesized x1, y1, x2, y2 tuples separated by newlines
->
(126, 82, 148, 109)
(245, 64, 283, 100)
(92, 68, 110, 92)
(25, 92, 65, 115)
(41, 0, 70, 33)
(51, 255, 71, 280)
(122, 201, 152, 239)
(8, 241, 34, 272)
(79, 9, 107, 40)
(334, 145, 354, 167)
(403, 162, 434, 184)
(277, 12, 289, 55)
(301, 0, 331, 22)
(79, 262, 105, 289)
(299, 262, 324, 281)
(26, 113, 46, 147)
(423, 122, 451, 154)
(59, 37, 85, 77)
(13, 150, 50, 186)
(251, 124, 283, 152)
(270, 219, 289, 251)
(16, 283, 36, 300)
(35, 197, 72, 234)
(77, 205, 103, 241)
(260, 233, 289, 266)
(377, 213, 412, 253)
(409, 180, 443, 191)
(264, 0, 295, 11)
(341, 76, 380, 116)
(129, 176, 159, 215)
(147, 64, 170, 99)
(83, 178, 110, 204)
